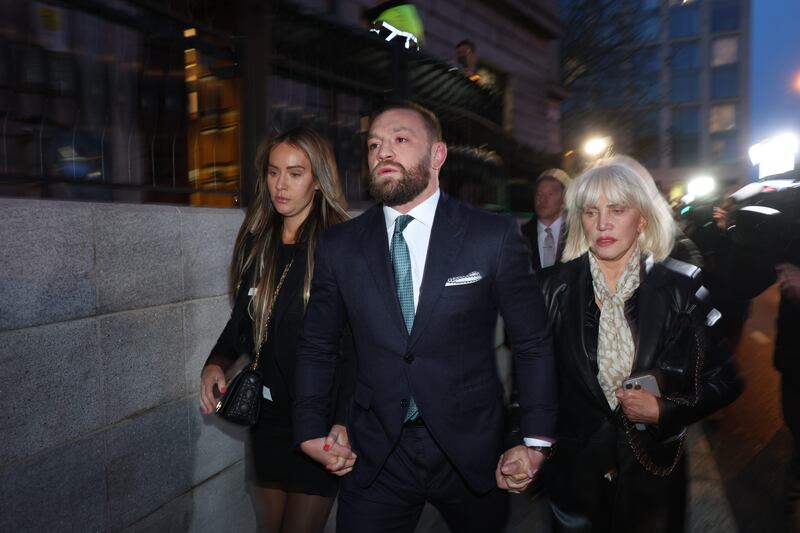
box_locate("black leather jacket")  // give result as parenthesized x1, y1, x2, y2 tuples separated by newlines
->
(540, 254, 742, 444)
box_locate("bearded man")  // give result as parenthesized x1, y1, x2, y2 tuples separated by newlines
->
(294, 101, 557, 532)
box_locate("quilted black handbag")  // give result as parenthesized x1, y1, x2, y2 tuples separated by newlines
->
(215, 259, 294, 425)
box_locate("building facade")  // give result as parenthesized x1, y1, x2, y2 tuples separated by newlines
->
(562, 0, 750, 195)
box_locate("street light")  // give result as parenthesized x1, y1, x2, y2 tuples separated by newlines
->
(749, 132, 799, 179)
(584, 136, 612, 157)
(686, 175, 716, 198)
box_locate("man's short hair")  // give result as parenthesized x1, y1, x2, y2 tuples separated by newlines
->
(371, 100, 443, 143)
(536, 168, 571, 191)
(456, 39, 475, 51)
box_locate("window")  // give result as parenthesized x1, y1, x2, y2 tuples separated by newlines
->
(710, 131, 739, 164)
(711, 64, 739, 99)
(640, 15, 661, 42)
(634, 47, 661, 104)
(711, 37, 738, 66)
(711, 0, 739, 33)
(632, 109, 660, 167)
(709, 104, 736, 133)
(671, 106, 699, 167)
(669, 2, 700, 38)
(670, 42, 699, 102)
(709, 106, 736, 165)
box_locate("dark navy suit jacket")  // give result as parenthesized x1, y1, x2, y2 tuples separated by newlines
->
(294, 192, 557, 494)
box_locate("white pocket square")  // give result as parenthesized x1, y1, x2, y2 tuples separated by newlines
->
(445, 271, 483, 286)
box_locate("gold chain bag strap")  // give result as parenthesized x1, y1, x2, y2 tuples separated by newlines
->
(215, 258, 294, 425)
(621, 317, 705, 476)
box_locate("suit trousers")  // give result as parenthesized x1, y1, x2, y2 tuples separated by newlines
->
(337, 423, 508, 533)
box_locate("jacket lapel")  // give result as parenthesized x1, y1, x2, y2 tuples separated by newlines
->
(565, 257, 613, 412)
(631, 263, 668, 374)
(556, 216, 568, 262)
(408, 193, 466, 349)
(360, 205, 409, 340)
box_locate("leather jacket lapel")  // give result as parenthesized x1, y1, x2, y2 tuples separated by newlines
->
(631, 266, 668, 375)
(568, 257, 612, 412)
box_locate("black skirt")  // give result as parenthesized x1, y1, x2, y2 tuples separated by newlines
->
(248, 401, 339, 497)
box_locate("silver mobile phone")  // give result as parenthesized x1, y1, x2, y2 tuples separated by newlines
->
(621, 373, 661, 430)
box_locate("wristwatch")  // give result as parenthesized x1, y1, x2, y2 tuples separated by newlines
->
(528, 445, 555, 460)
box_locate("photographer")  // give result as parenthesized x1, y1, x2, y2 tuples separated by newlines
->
(725, 174, 800, 532)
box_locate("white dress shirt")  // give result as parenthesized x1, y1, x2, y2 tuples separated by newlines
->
(537, 215, 564, 267)
(383, 189, 440, 311)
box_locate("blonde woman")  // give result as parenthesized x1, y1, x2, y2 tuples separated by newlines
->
(539, 156, 741, 532)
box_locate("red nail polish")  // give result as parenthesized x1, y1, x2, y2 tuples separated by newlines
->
(219, 387, 226, 394)
(323, 444, 331, 451)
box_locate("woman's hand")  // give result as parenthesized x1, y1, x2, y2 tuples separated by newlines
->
(615, 386, 661, 425)
(200, 364, 226, 415)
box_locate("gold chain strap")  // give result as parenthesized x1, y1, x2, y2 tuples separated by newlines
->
(250, 258, 294, 371)
(622, 318, 704, 476)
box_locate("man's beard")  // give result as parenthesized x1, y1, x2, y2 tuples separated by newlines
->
(368, 156, 431, 207)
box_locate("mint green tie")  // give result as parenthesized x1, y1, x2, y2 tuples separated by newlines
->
(391, 215, 419, 422)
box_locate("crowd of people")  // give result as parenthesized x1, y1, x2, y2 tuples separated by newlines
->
(198, 101, 798, 533)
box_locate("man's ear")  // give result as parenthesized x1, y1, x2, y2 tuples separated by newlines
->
(431, 141, 447, 170)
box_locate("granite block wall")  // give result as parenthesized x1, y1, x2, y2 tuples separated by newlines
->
(0, 198, 257, 532)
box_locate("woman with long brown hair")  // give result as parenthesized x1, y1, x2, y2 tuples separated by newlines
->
(199, 126, 350, 532)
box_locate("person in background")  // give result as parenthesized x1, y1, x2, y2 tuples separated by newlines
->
(520, 168, 571, 272)
(455, 39, 479, 79)
(199, 126, 353, 533)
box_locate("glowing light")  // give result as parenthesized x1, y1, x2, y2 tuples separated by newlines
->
(584, 136, 612, 157)
(184, 28, 197, 38)
(749, 132, 799, 179)
(686, 176, 716, 198)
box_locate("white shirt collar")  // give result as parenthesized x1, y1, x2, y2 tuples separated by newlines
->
(537, 212, 564, 234)
(383, 188, 440, 230)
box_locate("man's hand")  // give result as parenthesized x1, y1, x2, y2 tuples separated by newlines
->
(777, 263, 800, 304)
(616, 387, 660, 425)
(495, 445, 546, 493)
(300, 426, 357, 477)
(199, 364, 226, 415)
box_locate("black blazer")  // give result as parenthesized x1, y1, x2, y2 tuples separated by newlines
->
(520, 215, 567, 272)
(294, 192, 557, 493)
(206, 244, 352, 423)
(539, 254, 742, 505)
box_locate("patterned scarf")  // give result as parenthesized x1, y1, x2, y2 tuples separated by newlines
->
(589, 246, 641, 409)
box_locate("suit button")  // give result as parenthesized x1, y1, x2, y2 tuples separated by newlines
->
(239, 334, 247, 344)
(400, 399, 409, 409)
(404, 354, 414, 364)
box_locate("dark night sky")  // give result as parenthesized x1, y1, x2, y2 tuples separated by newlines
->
(750, 1, 800, 143)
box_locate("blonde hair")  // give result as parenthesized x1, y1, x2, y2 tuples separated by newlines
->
(230, 127, 349, 347)
(562, 155, 675, 262)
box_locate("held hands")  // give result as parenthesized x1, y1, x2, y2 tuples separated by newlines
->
(199, 364, 227, 415)
(615, 386, 661, 425)
(495, 445, 546, 493)
(300, 424, 357, 477)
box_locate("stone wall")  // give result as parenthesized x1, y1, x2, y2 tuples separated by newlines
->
(0, 198, 258, 532)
